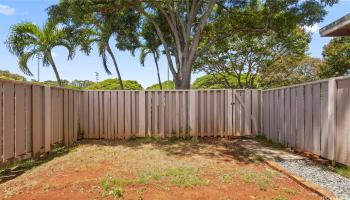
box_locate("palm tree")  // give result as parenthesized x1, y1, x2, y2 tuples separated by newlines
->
(140, 21, 163, 90)
(96, 18, 124, 89)
(6, 21, 75, 85)
(140, 46, 162, 90)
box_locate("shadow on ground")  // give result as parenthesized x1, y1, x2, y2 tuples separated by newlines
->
(0, 145, 75, 184)
(78, 137, 261, 164)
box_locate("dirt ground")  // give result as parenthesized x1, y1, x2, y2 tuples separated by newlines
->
(0, 138, 321, 200)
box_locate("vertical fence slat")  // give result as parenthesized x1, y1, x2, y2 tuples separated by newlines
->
(93, 91, 99, 139)
(25, 85, 32, 153)
(321, 82, 329, 159)
(3, 83, 15, 160)
(252, 90, 259, 136)
(189, 91, 196, 137)
(280, 89, 285, 144)
(110, 92, 117, 139)
(68, 90, 74, 144)
(284, 88, 291, 147)
(159, 92, 164, 138)
(99, 92, 104, 139)
(296, 86, 305, 150)
(52, 89, 59, 144)
(125, 91, 131, 139)
(74, 91, 79, 142)
(44, 87, 51, 151)
(118, 91, 125, 139)
(32, 85, 43, 155)
(213, 91, 218, 137)
(138, 91, 145, 137)
(15, 85, 26, 156)
(82, 91, 89, 139)
(227, 90, 233, 136)
(327, 79, 336, 161)
(305, 85, 313, 152)
(336, 79, 348, 164)
(290, 88, 297, 148)
(64, 90, 69, 145)
(88, 91, 94, 139)
(312, 84, 321, 155)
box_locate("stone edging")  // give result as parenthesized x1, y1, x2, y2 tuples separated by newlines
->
(265, 160, 338, 200)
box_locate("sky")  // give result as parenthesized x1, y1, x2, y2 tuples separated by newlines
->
(0, 0, 349, 88)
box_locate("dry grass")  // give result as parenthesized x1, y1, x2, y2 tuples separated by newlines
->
(0, 138, 320, 200)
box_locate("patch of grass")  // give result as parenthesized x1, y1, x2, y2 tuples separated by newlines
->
(239, 169, 275, 191)
(138, 166, 209, 188)
(282, 187, 299, 195)
(249, 154, 265, 163)
(165, 167, 209, 187)
(138, 168, 164, 184)
(0, 145, 71, 178)
(191, 136, 199, 146)
(255, 135, 285, 149)
(100, 176, 133, 198)
(274, 195, 288, 200)
(335, 165, 350, 179)
(220, 174, 233, 183)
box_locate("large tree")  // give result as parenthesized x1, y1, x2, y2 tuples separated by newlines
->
(6, 21, 76, 85)
(317, 37, 350, 78)
(48, 0, 336, 88)
(194, 27, 310, 88)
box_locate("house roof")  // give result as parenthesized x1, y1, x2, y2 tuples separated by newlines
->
(320, 13, 350, 37)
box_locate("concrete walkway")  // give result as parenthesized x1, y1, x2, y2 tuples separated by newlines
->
(238, 139, 304, 161)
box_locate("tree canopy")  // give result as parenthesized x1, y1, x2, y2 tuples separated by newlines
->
(85, 79, 143, 90)
(0, 70, 27, 81)
(317, 37, 350, 78)
(194, 27, 310, 88)
(47, 0, 336, 89)
(146, 80, 174, 90)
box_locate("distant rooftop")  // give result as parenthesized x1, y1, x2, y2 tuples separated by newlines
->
(320, 13, 350, 37)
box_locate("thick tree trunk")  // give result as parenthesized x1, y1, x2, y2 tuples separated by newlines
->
(153, 53, 162, 90)
(106, 43, 124, 90)
(47, 51, 62, 85)
(174, 63, 192, 89)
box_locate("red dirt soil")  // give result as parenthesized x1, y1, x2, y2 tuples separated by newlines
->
(0, 139, 322, 200)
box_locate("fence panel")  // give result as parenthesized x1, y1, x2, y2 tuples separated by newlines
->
(79, 89, 258, 139)
(262, 77, 350, 166)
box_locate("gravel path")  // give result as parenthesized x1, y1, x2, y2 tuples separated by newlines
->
(276, 159, 350, 200)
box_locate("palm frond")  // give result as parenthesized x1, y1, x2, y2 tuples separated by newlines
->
(140, 46, 151, 67)
(18, 50, 38, 76)
(6, 22, 42, 56)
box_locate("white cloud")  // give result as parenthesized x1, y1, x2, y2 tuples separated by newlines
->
(0, 4, 15, 16)
(303, 24, 319, 33)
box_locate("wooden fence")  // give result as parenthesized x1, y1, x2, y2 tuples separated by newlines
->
(79, 89, 261, 139)
(0, 78, 261, 163)
(2, 76, 349, 166)
(0, 80, 80, 163)
(262, 76, 350, 166)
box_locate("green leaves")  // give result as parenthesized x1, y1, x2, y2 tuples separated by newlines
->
(318, 37, 350, 78)
(85, 79, 143, 90)
(6, 21, 78, 84)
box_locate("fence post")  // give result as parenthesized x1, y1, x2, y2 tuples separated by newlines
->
(327, 78, 337, 164)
